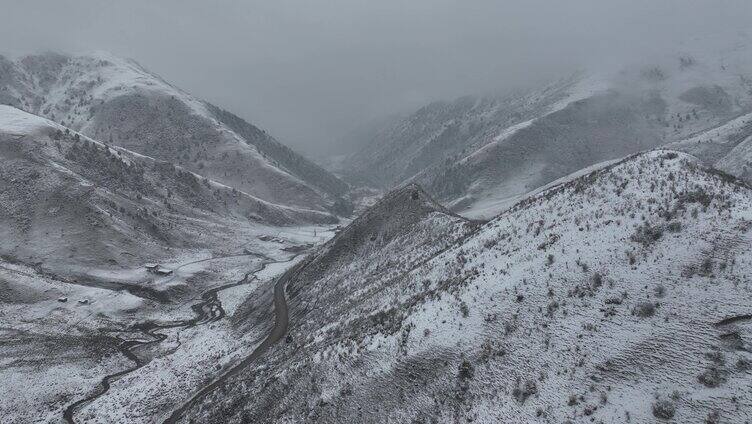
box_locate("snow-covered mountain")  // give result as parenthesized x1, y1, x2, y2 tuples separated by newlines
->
(342, 73, 593, 188)
(340, 38, 752, 219)
(0, 101, 349, 423)
(0, 105, 335, 273)
(4, 41, 752, 424)
(669, 110, 752, 181)
(180, 150, 752, 423)
(0, 51, 350, 214)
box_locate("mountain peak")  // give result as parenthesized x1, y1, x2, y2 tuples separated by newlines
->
(358, 182, 460, 225)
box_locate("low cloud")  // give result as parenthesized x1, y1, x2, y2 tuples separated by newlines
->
(2, 0, 750, 154)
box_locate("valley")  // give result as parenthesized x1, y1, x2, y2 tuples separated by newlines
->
(1, 24, 752, 423)
(0, 56, 349, 422)
(0, 224, 334, 423)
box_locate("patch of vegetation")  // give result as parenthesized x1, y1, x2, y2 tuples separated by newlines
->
(459, 301, 469, 318)
(661, 152, 678, 160)
(665, 221, 682, 233)
(677, 189, 713, 208)
(631, 223, 663, 247)
(458, 359, 475, 381)
(652, 398, 676, 420)
(698, 365, 727, 388)
(632, 302, 656, 318)
(705, 410, 721, 424)
(512, 379, 538, 404)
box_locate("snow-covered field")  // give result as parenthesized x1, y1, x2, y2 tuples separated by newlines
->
(0, 214, 335, 423)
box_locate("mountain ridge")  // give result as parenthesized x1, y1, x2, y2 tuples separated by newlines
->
(338, 39, 752, 219)
(0, 51, 351, 215)
(0, 105, 335, 274)
(181, 149, 752, 423)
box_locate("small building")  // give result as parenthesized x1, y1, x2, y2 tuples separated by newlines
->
(145, 263, 173, 276)
(57, 297, 68, 303)
(78, 299, 89, 305)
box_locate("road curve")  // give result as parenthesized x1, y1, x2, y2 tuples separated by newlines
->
(163, 256, 304, 423)
(63, 254, 287, 424)
(63, 270, 256, 424)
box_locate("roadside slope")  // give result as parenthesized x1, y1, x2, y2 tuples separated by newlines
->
(188, 150, 752, 423)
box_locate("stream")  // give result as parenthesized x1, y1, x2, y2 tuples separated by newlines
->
(62, 255, 290, 423)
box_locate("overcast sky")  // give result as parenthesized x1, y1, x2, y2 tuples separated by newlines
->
(2, 0, 751, 154)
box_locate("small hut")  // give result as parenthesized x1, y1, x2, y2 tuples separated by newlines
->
(145, 263, 173, 275)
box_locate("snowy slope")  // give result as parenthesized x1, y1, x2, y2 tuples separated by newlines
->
(0, 103, 346, 423)
(669, 111, 752, 182)
(0, 105, 335, 273)
(0, 52, 350, 214)
(185, 149, 752, 423)
(342, 73, 589, 188)
(340, 36, 752, 219)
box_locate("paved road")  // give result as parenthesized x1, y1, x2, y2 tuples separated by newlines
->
(62, 255, 286, 424)
(162, 256, 304, 423)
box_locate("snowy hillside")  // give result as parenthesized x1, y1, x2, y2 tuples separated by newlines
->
(0, 102, 344, 423)
(342, 73, 591, 188)
(0, 52, 350, 214)
(0, 105, 335, 273)
(670, 111, 752, 182)
(340, 37, 752, 219)
(182, 150, 752, 423)
(3, 32, 752, 424)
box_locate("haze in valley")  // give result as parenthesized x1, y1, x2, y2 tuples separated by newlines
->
(2, 0, 750, 155)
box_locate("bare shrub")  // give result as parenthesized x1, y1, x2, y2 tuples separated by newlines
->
(632, 302, 656, 318)
(632, 223, 663, 246)
(698, 366, 727, 388)
(652, 399, 676, 419)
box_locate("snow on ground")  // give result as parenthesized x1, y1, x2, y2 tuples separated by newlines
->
(456, 160, 546, 220)
(395, 150, 752, 423)
(74, 244, 311, 423)
(0, 262, 144, 422)
(194, 149, 752, 423)
(0, 103, 64, 135)
(0, 209, 337, 423)
(672, 111, 752, 150)
(460, 157, 624, 219)
(217, 250, 310, 317)
(0, 261, 144, 335)
(77, 318, 256, 423)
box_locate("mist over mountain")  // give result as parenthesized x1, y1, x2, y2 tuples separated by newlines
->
(2, 2, 752, 424)
(0, 52, 349, 213)
(339, 36, 752, 218)
(2, 1, 751, 153)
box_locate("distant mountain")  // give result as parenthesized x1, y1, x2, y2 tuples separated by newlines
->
(312, 112, 405, 184)
(0, 105, 335, 273)
(0, 51, 350, 215)
(669, 110, 752, 181)
(342, 75, 589, 189)
(340, 39, 752, 218)
(184, 150, 752, 423)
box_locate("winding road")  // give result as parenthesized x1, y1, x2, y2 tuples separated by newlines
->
(62, 254, 302, 424)
(162, 257, 304, 423)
